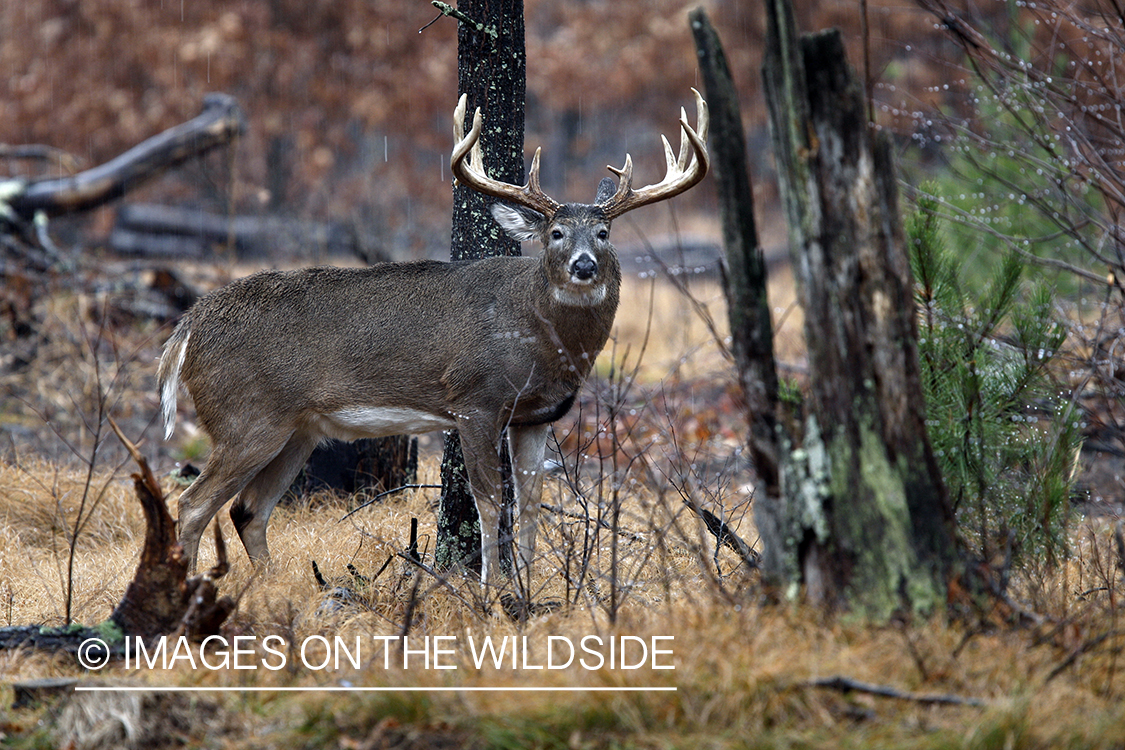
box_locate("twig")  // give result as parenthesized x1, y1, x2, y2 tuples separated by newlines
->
(1045, 630, 1125, 684)
(539, 501, 647, 542)
(681, 496, 759, 570)
(396, 551, 486, 618)
(398, 572, 422, 638)
(427, 1, 482, 31)
(338, 483, 441, 522)
(107, 415, 159, 493)
(807, 675, 986, 708)
(418, 12, 443, 33)
(1115, 519, 1125, 588)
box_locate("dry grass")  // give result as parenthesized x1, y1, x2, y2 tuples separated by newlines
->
(1, 453, 1123, 749)
(1, 274, 1123, 748)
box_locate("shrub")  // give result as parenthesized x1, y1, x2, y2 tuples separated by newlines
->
(908, 192, 1080, 566)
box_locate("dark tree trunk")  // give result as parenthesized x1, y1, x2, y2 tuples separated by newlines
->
(298, 436, 418, 500)
(760, 0, 958, 617)
(689, 9, 781, 505)
(436, 0, 525, 574)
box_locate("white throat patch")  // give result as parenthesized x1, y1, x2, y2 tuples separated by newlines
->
(553, 284, 608, 307)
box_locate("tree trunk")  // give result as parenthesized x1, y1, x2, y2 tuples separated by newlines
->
(760, 0, 958, 617)
(436, 0, 525, 574)
(689, 8, 781, 505)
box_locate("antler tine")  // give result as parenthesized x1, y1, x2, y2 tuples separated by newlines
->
(692, 86, 709, 147)
(599, 89, 710, 220)
(450, 94, 561, 216)
(675, 108, 691, 171)
(528, 147, 545, 195)
(453, 93, 467, 144)
(604, 153, 634, 206)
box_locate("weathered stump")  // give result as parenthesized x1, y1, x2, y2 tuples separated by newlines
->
(298, 436, 418, 500)
(108, 419, 234, 639)
(758, 1, 958, 617)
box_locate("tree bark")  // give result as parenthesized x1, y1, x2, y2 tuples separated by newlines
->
(760, 1, 958, 617)
(689, 8, 781, 504)
(436, 0, 525, 574)
(297, 436, 418, 499)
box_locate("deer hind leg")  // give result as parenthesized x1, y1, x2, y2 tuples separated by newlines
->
(229, 430, 321, 566)
(508, 424, 549, 600)
(177, 433, 292, 571)
(456, 418, 507, 598)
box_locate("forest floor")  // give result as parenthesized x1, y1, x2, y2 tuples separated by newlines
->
(0, 266, 1123, 749)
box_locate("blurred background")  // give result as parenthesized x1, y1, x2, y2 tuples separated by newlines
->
(0, 0, 959, 262)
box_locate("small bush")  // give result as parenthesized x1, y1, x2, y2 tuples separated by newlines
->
(908, 192, 1080, 566)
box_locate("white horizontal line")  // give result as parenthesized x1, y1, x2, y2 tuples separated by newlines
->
(74, 685, 676, 693)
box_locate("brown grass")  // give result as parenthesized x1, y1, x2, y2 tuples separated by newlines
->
(1, 275, 1123, 749)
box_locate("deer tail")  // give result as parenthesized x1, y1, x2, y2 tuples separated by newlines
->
(158, 321, 192, 440)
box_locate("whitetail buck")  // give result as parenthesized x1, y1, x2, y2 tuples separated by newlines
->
(159, 90, 708, 602)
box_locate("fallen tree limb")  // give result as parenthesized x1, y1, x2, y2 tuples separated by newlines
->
(682, 496, 760, 570)
(1044, 629, 1125, 684)
(5, 93, 244, 221)
(111, 202, 367, 259)
(0, 144, 82, 171)
(807, 675, 986, 707)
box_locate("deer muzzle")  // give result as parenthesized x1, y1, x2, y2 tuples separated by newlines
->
(570, 253, 598, 282)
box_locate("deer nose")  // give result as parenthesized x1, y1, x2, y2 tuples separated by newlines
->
(571, 254, 598, 281)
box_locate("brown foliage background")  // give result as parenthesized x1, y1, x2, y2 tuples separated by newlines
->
(1, 0, 946, 258)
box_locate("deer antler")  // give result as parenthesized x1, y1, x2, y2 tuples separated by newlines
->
(598, 88, 709, 220)
(451, 94, 561, 216)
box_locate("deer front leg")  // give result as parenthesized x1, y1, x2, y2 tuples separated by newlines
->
(508, 424, 549, 600)
(456, 419, 508, 599)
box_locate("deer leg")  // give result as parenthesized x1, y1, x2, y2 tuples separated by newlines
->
(508, 424, 549, 599)
(177, 434, 291, 571)
(456, 418, 507, 598)
(230, 431, 320, 566)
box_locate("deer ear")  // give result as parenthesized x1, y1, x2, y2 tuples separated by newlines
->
(491, 203, 545, 242)
(594, 177, 617, 205)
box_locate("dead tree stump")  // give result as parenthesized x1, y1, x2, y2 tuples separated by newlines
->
(108, 419, 234, 640)
(759, 2, 958, 617)
(298, 436, 418, 501)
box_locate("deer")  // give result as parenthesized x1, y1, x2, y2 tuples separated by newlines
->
(158, 89, 708, 604)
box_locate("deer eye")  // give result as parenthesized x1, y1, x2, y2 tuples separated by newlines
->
(551, 229, 564, 240)
(597, 229, 609, 240)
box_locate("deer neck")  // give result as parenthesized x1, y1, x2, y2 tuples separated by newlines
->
(531, 260, 620, 372)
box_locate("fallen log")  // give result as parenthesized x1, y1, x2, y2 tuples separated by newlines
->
(4, 94, 245, 221)
(111, 202, 367, 259)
